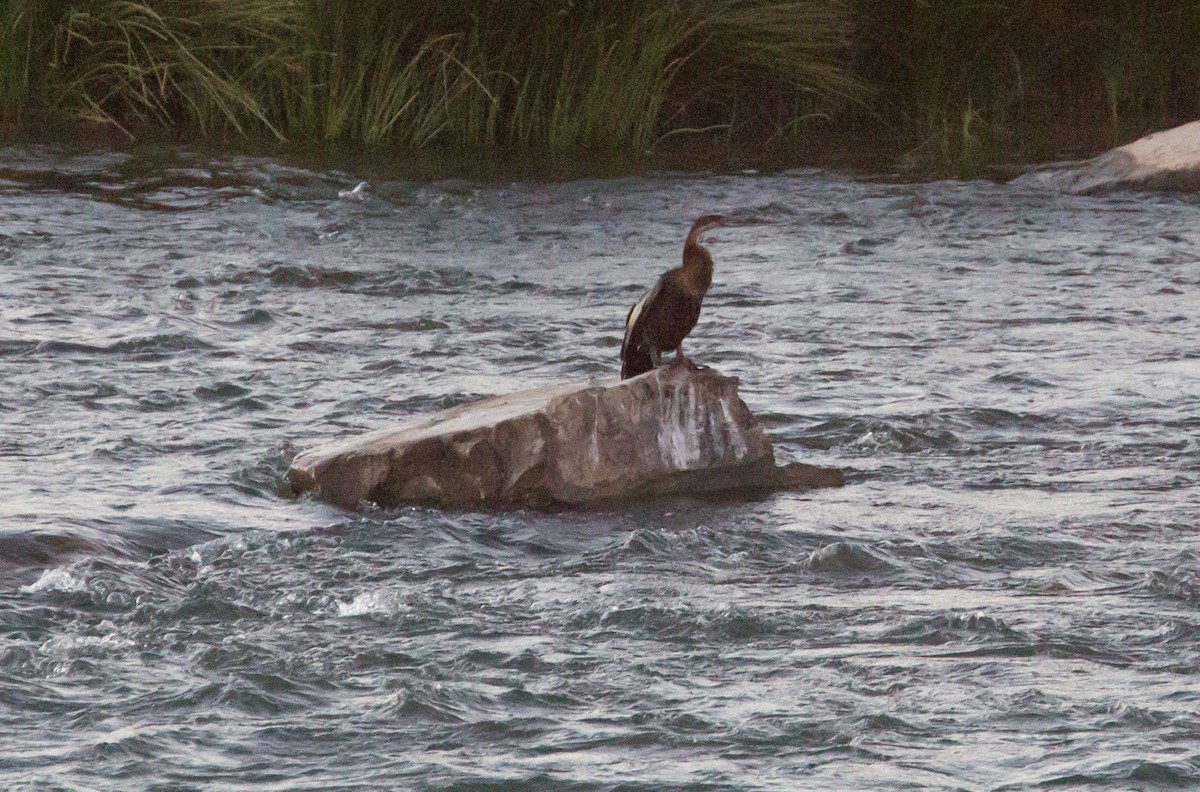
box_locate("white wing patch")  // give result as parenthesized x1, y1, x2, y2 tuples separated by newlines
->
(623, 279, 662, 353)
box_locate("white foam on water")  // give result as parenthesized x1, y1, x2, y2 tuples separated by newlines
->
(336, 588, 399, 618)
(21, 567, 88, 594)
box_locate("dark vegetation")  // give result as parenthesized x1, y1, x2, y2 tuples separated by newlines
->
(3, 0, 1200, 175)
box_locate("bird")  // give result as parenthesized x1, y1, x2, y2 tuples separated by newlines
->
(620, 214, 724, 380)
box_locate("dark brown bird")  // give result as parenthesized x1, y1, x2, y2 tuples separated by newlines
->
(620, 214, 724, 380)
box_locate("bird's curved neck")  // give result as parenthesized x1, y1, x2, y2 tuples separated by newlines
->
(680, 239, 713, 293)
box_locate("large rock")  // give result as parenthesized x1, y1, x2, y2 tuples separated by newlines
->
(288, 364, 843, 511)
(1017, 120, 1200, 194)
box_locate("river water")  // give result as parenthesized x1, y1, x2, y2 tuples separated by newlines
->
(1, 145, 1198, 790)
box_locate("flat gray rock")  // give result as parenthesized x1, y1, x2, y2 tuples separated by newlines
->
(288, 364, 843, 510)
(1016, 120, 1200, 194)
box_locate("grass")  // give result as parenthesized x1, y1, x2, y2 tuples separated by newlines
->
(0, 0, 861, 152)
(848, 0, 1200, 174)
(1, 0, 33, 119)
(10, 0, 282, 138)
(4, 0, 1200, 175)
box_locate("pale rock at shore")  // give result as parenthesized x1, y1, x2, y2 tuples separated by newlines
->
(1017, 120, 1200, 194)
(288, 364, 843, 510)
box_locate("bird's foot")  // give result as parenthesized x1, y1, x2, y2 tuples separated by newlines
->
(671, 355, 699, 371)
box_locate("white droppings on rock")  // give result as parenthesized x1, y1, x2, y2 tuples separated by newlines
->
(719, 396, 749, 460)
(658, 380, 699, 469)
(588, 394, 602, 472)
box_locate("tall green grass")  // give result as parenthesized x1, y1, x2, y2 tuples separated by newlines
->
(28, 0, 280, 138)
(3, 0, 860, 152)
(849, 0, 1200, 174)
(5, 0, 1200, 173)
(259, 9, 467, 147)
(472, 4, 693, 150)
(1, 0, 33, 119)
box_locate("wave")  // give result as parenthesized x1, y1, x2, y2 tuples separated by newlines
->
(0, 529, 105, 580)
(1010, 758, 1198, 789)
(564, 596, 822, 643)
(1144, 559, 1200, 604)
(794, 415, 961, 453)
(882, 611, 1024, 646)
(2, 333, 214, 360)
(34, 333, 213, 359)
(790, 408, 1056, 453)
(805, 541, 896, 573)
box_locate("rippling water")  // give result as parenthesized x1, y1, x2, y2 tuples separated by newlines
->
(2, 145, 1198, 790)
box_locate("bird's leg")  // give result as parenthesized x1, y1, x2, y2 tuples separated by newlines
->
(639, 330, 663, 370)
(673, 344, 709, 372)
(674, 343, 696, 370)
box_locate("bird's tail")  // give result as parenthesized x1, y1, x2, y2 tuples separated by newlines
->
(620, 341, 653, 380)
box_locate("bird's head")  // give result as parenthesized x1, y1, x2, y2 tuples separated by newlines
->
(686, 214, 724, 246)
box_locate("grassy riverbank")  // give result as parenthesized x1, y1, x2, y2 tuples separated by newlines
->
(4, 1, 1200, 174)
